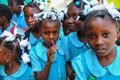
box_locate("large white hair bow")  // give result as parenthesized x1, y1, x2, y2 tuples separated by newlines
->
(87, 0, 120, 21)
(0, 31, 31, 63)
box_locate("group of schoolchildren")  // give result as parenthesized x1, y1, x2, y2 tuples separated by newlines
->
(0, 0, 120, 80)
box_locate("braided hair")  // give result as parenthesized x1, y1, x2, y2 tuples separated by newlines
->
(0, 36, 22, 62)
(84, 9, 119, 36)
(23, 1, 40, 12)
(0, 4, 13, 22)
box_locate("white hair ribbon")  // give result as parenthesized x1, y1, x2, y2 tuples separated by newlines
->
(87, 1, 120, 21)
(20, 38, 31, 63)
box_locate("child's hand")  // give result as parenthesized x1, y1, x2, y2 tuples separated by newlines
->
(46, 45, 58, 63)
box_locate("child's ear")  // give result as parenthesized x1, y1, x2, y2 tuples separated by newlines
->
(0, 16, 7, 23)
(116, 29, 120, 38)
(0, 16, 6, 21)
(5, 53, 12, 63)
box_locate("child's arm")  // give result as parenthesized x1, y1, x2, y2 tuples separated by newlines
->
(66, 61, 76, 80)
(34, 45, 58, 80)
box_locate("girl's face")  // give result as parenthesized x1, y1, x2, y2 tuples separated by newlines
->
(24, 7, 40, 30)
(40, 20, 60, 44)
(10, 1, 19, 13)
(0, 16, 4, 26)
(86, 17, 118, 57)
(66, 4, 84, 32)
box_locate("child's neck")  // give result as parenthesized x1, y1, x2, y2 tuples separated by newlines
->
(5, 61, 21, 75)
(16, 10, 21, 17)
(97, 47, 116, 67)
(31, 29, 40, 39)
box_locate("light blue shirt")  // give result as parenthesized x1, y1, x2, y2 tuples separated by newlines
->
(65, 32, 90, 61)
(0, 62, 32, 80)
(72, 46, 120, 80)
(28, 32, 41, 51)
(29, 36, 67, 80)
(26, 32, 40, 80)
(0, 28, 2, 35)
(11, 12, 27, 28)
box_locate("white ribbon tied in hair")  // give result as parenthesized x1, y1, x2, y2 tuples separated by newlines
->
(33, 9, 63, 22)
(0, 30, 15, 41)
(34, 12, 48, 22)
(0, 30, 31, 63)
(88, 1, 120, 20)
(20, 38, 31, 50)
(20, 38, 31, 63)
(21, 52, 30, 64)
(1, 30, 13, 37)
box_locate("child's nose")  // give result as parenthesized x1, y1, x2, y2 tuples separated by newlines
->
(67, 17, 74, 24)
(49, 34, 54, 38)
(95, 37, 104, 46)
(28, 17, 33, 23)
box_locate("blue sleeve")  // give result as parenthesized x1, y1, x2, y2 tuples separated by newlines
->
(0, 75, 3, 80)
(71, 55, 87, 80)
(64, 36, 71, 61)
(29, 50, 42, 72)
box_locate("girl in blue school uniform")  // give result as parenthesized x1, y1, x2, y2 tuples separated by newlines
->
(23, 2, 41, 51)
(65, 0, 91, 79)
(23, 2, 42, 80)
(29, 10, 68, 80)
(71, 5, 120, 80)
(0, 36, 32, 80)
(65, 0, 90, 60)
(8, 0, 28, 29)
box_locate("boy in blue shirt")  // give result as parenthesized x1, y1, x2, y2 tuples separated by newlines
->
(8, 0, 28, 29)
(0, 4, 14, 34)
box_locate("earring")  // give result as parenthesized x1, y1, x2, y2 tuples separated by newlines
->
(6, 59, 9, 63)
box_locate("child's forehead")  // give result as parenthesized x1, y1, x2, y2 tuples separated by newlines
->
(87, 17, 116, 30)
(42, 19, 59, 25)
(68, 4, 82, 12)
(41, 20, 59, 29)
(25, 7, 40, 13)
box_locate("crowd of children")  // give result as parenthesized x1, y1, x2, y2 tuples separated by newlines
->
(0, 0, 120, 80)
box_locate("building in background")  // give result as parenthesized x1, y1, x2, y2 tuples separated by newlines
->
(108, 0, 120, 8)
(0, 0, 119, 9)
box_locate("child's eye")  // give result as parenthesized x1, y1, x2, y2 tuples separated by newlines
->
(73, 15, 77, 20)
(88, 34, 96, 39)
(53, 31, 59, 35)
(103, 32, 110, 38)
(66, 14, 70, 19)
(44, 32, 49, 35)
